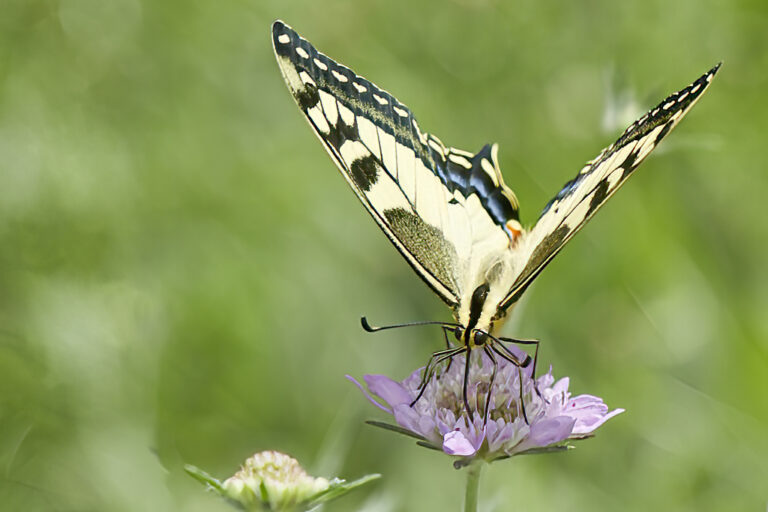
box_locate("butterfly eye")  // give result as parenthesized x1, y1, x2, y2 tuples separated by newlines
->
(474, 331, 488, 346)
(453, 327, 463, 341)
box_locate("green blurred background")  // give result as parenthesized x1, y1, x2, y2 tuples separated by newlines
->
(1, 0, 766, 510)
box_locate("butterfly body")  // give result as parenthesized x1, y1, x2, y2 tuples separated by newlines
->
(271, 20, 718, 415)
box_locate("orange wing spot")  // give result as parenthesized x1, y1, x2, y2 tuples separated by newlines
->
(505, 220, 522, 240)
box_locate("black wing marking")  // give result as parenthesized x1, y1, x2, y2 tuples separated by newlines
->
(498, 63, 720, 311)
(272, 20, 521, 308)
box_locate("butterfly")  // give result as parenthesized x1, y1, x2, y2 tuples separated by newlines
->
(271, 20, 718, 417)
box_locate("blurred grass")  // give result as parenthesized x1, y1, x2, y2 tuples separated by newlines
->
(0, 0, 766, 510)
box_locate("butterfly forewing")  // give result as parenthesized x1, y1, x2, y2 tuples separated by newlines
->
(497, 64, 720, 311)
(272, 21, 522, 312)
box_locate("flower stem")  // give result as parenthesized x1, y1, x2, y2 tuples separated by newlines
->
(464, 461, 483, 512)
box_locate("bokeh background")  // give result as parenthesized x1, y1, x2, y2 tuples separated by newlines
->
(1, 1, 766, 510)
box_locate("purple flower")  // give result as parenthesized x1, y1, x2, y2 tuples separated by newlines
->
(349, 353, 623, 462)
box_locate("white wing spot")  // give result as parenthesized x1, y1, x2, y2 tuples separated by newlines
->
(568, 196, 592, 228)
(606, 168, 622, 190)
(428, 138, 443, 154)
(393, 106, 408, 117)
(314, 58, 328, 71)
(429, 135, 446, 152)
(357, 117, 381, 160)
(306, 105, 330, 135)
(651, 108, 659, 116)
(338, 102, 356, 126)
(298, 71, 316, 86)
(377, 128, 397, 170)
(448, 153, 472, 169)
(663, 101, 675, 110)
(331, 70, 348, 83)
(339, 140, 370, 164)
(373, 93, 388, 106)
(691, 83, 701, 94)
(296, 47, 309, 59)
(318, 90, 339, 125)
(635, 125, 664, 160)
(706, 73, 713, 82)
(278, 34, 290, 44)
(353, 82, 367, 93)
(490, 144, 501, 172)
(411, 120, 427, 144)
(480, 158, 496, 178)
(450, 148, 473, 158)
(677, 91, 689, 102)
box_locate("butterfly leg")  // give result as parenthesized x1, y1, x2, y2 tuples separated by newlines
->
(440, 326, 457, 375)
(516, 364, 529, 424)
(462, 349, 474, 421)
(482, 346, 498, 425)
(416, 346, 461, 393)
(499, 337, 543, 400)
(490, 343, 530, 424)
(411, 346, 465, 407)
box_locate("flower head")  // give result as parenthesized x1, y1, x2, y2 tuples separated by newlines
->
(185, 451, 380, 512)
(349, 352, 623, 464)
(222, 451, 330, 510)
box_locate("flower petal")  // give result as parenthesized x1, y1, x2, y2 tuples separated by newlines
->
(435, 409, 458, 436)
(520, 416, 575, 450)
(442, 430, 479, 456)
(565, 394, 623, 433)
(392, 403, 421, 432)
(569, 403, 625, 435)
(486, 419, 511, 452)
(392, 404, 440, 443)
(345, 375, 391, 413)
(364, 374, 412, 408)
(552, 377, 570, 396)
(464, 417, 486, 452)
(536, 367, 555, 389)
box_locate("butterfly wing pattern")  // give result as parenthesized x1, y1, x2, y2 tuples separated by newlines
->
(272, 20, 718, 337)
(499, 64, 720, 310)
(272, 21, 525, 324)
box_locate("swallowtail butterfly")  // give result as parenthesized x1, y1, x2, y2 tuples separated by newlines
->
(272, 20, 718, 415)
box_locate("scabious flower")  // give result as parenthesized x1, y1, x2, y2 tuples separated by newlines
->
(185, 450, 379, 512)
(221, 451, 330, 510)
(349, 352, 623, 464)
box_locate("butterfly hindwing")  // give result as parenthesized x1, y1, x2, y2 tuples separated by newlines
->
(499, 64, 720, 310)
(272, 21, 521, 310)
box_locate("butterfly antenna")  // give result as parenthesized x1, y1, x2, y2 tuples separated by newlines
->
(360, 317, 460, 333)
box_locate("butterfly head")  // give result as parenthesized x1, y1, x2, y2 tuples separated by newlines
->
(449, 325, 491, 349)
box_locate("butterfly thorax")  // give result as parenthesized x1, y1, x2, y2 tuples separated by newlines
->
(454, 249, 521, 344)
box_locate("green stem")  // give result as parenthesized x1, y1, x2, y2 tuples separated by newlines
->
(464, 462, 483, 512)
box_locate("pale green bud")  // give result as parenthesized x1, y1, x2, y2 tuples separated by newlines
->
(186, 451, 379, 511)
(222, 451, 329, 511)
